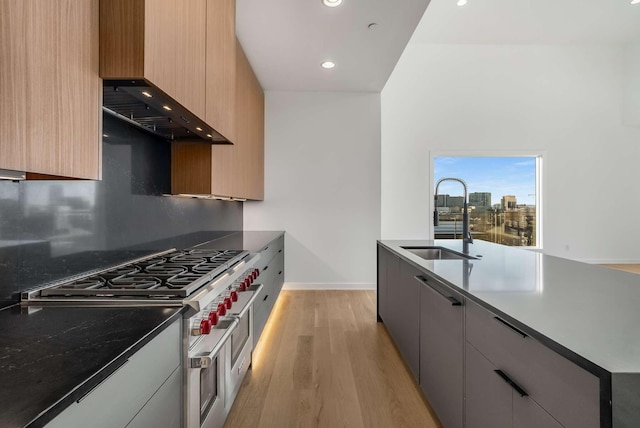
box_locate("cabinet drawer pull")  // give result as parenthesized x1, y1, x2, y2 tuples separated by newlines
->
(262, 246, 269, 252)
(278, 271, 282, 275)
(493, 317, 528, 338)
(494, 370, 528, 397)
(263, 294, 269, 301)
(414, 275, 462, 306)
(278, 249, 282, 253)
(263, 265, 269, 271)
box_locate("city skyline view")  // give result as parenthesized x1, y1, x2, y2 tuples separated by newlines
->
(434, 157, 537, 206)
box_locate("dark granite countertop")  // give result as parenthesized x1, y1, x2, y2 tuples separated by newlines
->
(192, 230, 285, 253)
(0, 230, 285, 427)
(379, 239, 640, 376)
(0, 305, 183, 428)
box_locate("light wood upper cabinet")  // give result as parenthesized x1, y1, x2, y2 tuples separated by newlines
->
(205, 0, 236, 142)
(0, 0, 101, 179)
(235, 41, 265, 200)
(172, 40, 265, 200)
(100, 0, 207, 120)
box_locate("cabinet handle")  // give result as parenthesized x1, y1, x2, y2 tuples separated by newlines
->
(494, 370, 528, 397)
(263, 265, 269, 271)
(262, 246, 269, 252)
(278, 271, 282, 275)
(493, 317, 528, 338)
(278, 249, 282, 253)
(414, 276, 462, 306)
(263, 294, 269, 301)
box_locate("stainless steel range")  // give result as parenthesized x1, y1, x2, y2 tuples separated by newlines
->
(22, 247, 264, 428)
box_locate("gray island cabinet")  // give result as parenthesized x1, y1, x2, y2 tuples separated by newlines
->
(378, 239, 640, 428)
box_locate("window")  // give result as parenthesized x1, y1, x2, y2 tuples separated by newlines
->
(433, 156, 542, 248)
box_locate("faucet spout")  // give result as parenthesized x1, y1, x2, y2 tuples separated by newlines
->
(434, 177, 472, 254)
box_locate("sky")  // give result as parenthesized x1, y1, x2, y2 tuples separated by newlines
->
(434, 157, 537, 206)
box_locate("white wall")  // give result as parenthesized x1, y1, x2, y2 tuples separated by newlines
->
(623, 41, 640, 128)
(382, 44, 640, 263)
(244, 91, 381, 288)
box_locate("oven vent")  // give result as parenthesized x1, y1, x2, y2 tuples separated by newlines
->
(103, 80, 231, 144)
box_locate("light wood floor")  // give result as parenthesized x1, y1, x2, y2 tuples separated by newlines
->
(224, 290, 440, 428)
(601, 264, 640, 275)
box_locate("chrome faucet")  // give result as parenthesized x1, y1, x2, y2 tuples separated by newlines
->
(434, 177, 473, 254)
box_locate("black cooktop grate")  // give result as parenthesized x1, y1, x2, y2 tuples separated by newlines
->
(40, 249, 247, 298)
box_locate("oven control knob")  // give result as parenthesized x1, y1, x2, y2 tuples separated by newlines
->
(239, 281, 247, 291)
(253, 269, 259, 280)
(224, 296, 232, 309)
(230, 290, 238, 302)
(192, 319, 212, 336)
(217, 303, 227, 316)
(208, 311, 219, 326)
(201, 319, 212, 334)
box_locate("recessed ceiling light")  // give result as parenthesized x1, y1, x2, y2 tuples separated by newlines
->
(321, 61, 336, 69)
(141, 91, 152, 98)
(162, 105, 172, 111)
(632, 0, 640, 5)
(196, 126, 203, 132)
(322, 0, 342, 7)
(457, 0, 468, 5)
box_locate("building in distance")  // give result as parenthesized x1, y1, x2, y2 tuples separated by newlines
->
(469, 192, 491, 209)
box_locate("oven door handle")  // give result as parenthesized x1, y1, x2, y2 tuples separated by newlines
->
(189, 318, 238, 369)
(235, 284, 264, 318)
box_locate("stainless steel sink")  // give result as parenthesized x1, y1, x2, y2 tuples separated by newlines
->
(401, 246, 477, 260)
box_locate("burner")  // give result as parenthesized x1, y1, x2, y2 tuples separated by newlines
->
(168, 257, 208, 267)
(189, 249, 223, 256)
(166, 274, 207, 289)
(109, 275, 162, 289)
(62, 277, 106, 289)
(101, 267, 140, 279)
(142, 256, 168, 264)
(192, 262, 224, 275)
(146, 264, 188, 276)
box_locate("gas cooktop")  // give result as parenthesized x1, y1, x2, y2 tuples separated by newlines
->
(34, 249, 248, 300)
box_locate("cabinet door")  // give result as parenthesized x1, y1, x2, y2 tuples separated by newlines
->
(211, 41, 264, 200)
(47, 319, 181, 428)
(386, 259, 421, 379)
(205, 0, 236, 142)
(419, 275, 464, 428)
(1, 0, 101, 179)
(144, 0, 206, 119)
(465, 343, 511, 428)
(377, 245, 389, 321)
(513, 395, 563, 428)
(246, 61, 265, 200)
(126, 366, 181, 428)
(466, 299, 599, 428)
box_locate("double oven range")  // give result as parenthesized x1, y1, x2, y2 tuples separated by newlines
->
(22, 247, 263, 428)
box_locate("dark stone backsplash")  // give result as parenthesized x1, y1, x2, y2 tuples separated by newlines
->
(0, 114, 242, 307)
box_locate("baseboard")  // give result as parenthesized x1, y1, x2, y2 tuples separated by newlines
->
(283, 282, 376, 290)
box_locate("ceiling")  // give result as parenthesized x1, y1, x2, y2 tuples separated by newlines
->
(235, 0, 431, 92)
(412, 0, 640, 45)
(236, 0, 640, 92)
